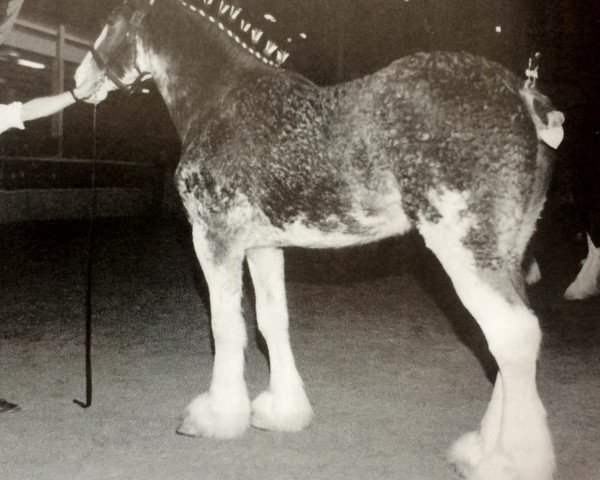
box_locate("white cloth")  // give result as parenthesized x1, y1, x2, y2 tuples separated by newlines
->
(538, 126, 564, 149)
(0, 102, 25, 134)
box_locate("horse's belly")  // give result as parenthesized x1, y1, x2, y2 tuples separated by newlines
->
(269, 202, 412, 249)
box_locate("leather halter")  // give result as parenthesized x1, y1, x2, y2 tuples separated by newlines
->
(89, 0, 154, 95)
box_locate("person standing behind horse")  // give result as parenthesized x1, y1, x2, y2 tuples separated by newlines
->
(0, 77, 99, 413)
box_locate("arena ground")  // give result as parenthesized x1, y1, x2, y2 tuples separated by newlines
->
(1, 209, 598, 480)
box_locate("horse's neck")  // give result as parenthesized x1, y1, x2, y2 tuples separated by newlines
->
(140, 0, 270, 141)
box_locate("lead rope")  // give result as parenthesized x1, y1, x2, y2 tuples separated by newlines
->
(74, 104, 97, 409)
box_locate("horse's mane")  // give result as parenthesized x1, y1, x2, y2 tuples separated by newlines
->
(179, 0, 298, 69)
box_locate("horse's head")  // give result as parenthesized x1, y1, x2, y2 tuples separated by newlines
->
(75, 0, 154, 103)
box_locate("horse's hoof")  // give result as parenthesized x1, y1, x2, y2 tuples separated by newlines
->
(470, 452, 524, 480)
(449, 431, 484, 477)
(450, 441, 519, 480)
(449, 432, 555, 480)
(177, 391, 250, 439)
(250, 389, 313, 432)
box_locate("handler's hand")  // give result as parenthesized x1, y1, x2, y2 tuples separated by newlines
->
(72, 78, 101, 101)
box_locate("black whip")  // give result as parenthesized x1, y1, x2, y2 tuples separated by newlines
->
(74, 104, 97, 409)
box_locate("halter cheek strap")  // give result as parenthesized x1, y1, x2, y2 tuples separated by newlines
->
(91, 48, 139, 94)
(90, 0, 154, 95)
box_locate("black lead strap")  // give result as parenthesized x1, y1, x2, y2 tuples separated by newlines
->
(74, 104, 97, 409)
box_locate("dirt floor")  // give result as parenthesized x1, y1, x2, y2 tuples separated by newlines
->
(0, 211, 598, 480)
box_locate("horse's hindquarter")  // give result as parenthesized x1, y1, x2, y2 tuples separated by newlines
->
(177, 52, 546, 256)
(359, 52, 548, 267)
(364, 52, 542, 211)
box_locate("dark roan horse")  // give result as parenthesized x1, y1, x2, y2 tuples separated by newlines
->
(75, 1, 565, 478)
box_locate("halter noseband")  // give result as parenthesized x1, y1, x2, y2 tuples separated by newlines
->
(90, 0, 154, 95)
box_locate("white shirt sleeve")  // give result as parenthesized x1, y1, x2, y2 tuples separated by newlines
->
(0, 102, 25, 134)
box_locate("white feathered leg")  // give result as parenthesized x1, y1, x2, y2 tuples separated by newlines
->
(419, 201, 555, 480)
(441, 269, 554, 480)
(177, 225, 251, 439)
(564, 233, 600, 300)
(246, 247, 313, 432)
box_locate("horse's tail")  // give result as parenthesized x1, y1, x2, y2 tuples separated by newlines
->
(520, 87, 565, 150)
(521, 86, 563, 209)
(511, 88, 565, 269)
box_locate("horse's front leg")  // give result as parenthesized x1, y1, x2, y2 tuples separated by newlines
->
(246, 247, 313, 431)
(177, 225, 250, 439)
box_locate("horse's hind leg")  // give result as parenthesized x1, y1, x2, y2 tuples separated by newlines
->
(443, 281, 554, 480)
(418, 192, 555, 480)
(177, 224, 251, 439)
(246, 247, 313, 431)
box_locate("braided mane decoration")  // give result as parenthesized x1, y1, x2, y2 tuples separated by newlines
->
(180, 0, 290, 68)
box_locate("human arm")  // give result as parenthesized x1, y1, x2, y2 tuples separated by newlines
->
(20, 91, 75, 122)
(20, 79, 100, 122)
